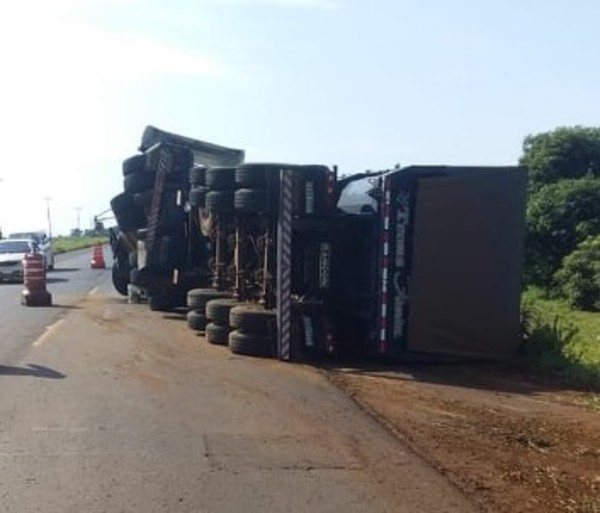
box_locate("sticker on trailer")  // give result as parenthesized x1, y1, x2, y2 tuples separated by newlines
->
(392, 191, 410, 339)
(392, 278, 408, 338)
(305, 181, 315, 214)
(303, 315, 314, 347)
(318, 242, 331, 289)
(394, 192, 410, 267)
(379, 180, 392, 348)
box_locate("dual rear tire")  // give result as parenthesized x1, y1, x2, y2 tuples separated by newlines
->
(228, 305, 276, 357)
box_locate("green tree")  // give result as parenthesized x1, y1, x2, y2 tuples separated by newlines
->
(555, 235, 600, 311)
(520, 126, 600, 189)
(526, 178, 600, 286)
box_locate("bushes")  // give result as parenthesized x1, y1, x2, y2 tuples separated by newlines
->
(520, 126, 600, 189)
(525, 178, 600, 287)
(520, 291, 600, 390)
(52, 236, 108, 254)
(555, 235, 600, 311)
(520, 126, 600, 290)
(519, 127, 600, 388)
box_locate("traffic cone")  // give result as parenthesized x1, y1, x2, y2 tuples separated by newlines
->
(21, 252, 52, 306)
(91, 244, 106, 269)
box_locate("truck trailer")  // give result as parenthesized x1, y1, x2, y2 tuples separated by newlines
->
(110, 127, 527, 362)
(329, 165, 527, 360)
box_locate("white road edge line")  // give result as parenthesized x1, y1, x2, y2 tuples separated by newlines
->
(89, 287, 99, 296)
(32, 319, 66, 347)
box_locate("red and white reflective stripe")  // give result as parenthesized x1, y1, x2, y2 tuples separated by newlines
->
(383, 231, 389, 258)
(383, 204, 391, 231)
(379, 179, 392, 353)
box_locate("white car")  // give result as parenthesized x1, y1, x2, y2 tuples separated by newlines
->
(8, 232, 54, 270)
(0, 239, 38, 282)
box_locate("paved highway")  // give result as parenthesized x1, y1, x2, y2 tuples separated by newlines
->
(0, 248, 107, 365)
(0, 248, 475, 512)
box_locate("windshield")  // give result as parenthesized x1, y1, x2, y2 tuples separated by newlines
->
(0, 241, 31, 253)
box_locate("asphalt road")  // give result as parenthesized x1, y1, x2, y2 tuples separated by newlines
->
(0, 249, 475, 513)
(0, 247, 107, 365)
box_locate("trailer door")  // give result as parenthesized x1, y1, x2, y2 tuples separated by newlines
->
(406, 167, 526, 359)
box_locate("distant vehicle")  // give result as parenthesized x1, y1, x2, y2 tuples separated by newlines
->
(7, 231, 54, 270)
(0, 239, 37, 282)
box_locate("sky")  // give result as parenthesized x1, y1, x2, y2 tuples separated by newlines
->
(0, 0, 598, 236)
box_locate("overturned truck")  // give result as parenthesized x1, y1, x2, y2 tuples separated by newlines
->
(110, 127, 527, 362)
(110, 126, 245, 308)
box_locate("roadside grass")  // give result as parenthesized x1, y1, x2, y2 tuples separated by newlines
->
(521, 288, 600, 392)
(52, 236, 108, 255)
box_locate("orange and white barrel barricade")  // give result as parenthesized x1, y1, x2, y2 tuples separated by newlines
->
(90, 244, 106, 269)
(21, 252, 52, 306)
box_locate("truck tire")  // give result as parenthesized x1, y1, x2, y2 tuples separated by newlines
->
(229, 305, 277, 335)
(235, 163, 288, 188)
(149, 293, 177, 312)
(234, 188, 275, 214)
(122, 154, 146, 176)
(229, 330, 274, 357)
(119, 208, 147, 232)
(117, 211, 146, 233)
(111, 262, 129, 296)
(133, 190, 153, 210)
(187, 288, 231, 311)
(123, 170, 156, 193)
(189, 165, 206, 186)
(205, 298, 242, 325)
(205, 190, 234, 214)
(187, 310, 207, 332)
(205, 166, 236, 190)
(111, 193, 146, 232)
(189, 186, 208, 208)
(206, 322, 230, 346)
(110, 192, 135, 213)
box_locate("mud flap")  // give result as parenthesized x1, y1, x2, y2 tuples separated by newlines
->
(294, 308, 335, 359)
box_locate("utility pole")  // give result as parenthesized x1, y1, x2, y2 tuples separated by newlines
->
(75, 206, 82, 235)
(43, 196, 52, 239)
